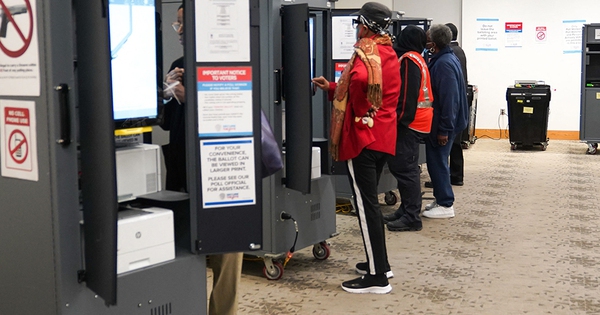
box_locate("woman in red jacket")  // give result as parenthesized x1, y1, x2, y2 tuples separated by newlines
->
(312, 2, 400, 294)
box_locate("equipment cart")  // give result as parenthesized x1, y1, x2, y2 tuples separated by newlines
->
(460, 84, 478, 149)
(506, 83, 551, 150)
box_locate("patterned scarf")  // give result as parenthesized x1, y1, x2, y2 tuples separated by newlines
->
(330, 34, 392, 161)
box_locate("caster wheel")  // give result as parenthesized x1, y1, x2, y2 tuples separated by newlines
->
(461, 142, 470, 149)
(384, 191, 398, 205)
(587, 143, 598, 155)
(510, 144, 517, 150)
(263, 261, 284, 280)
(313, 241, 330, 260)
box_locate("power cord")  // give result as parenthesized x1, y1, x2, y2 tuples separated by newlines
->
(280, 212, 298, 267)
(477, 110, 509, 140)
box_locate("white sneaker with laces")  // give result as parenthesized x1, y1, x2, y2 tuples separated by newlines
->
(424, 201, 438, 210)
(422, 205, 455, 219)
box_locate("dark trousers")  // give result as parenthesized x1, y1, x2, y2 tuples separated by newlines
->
(387, 127, 425, 225)
(347, 149, 391, 276)
(449, 136, 464, 182)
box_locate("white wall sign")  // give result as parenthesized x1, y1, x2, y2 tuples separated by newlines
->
(563, 19, 585, 54)
(200, 138, 256, 209)
(475, 18, 499, 51)
(504, 22, 523, 48)
(195, 0, 250, 62)
(1, 99, 38, 181)
(535, 26, 547, 43)
(197, 66, 253, 137)
(0, 0, 40, 96)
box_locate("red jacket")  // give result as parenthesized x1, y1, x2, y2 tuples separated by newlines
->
(329, 44, 400, 161)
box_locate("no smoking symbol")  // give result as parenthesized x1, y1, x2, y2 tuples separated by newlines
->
(8, 129, 28, 164)
(537, 31, 546, 41)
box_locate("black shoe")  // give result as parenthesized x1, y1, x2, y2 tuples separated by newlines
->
(341, 274, 392, 294)
(386, 219, 422, 232)
(355, 262, 394, 278)
(382, 213, 399, 223)
(424, 181, 433, 188)
(451, 180, 464, 186)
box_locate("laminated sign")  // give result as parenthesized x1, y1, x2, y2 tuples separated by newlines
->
(1, 99, 38, 181)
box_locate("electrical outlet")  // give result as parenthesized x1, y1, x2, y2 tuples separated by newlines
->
(500, 109, 506, 115)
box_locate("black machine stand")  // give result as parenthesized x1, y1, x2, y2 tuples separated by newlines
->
(506, 82, 551, 150)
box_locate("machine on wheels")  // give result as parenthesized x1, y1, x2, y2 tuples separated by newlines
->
(506, 82, 551, 151)
(461, 84, 478, 149)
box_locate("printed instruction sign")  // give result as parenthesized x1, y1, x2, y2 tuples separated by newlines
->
(1, 99, 38, 181)
(0, 0, 40, 96)
(334, 62, 347, 83)
(504, 22, 523, 48)
(475, 18, 499, 51)
(197, 66, 253, 137)
(195, 0, 250, 62)
(200, 138, 256, 208)
(332, 16, 355, 60)
(563, 19, 585, 54)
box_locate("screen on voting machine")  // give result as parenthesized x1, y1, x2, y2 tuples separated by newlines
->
(108, 0, 159, 128)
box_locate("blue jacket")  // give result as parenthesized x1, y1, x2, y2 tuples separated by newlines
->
(427, 46, 468, 144)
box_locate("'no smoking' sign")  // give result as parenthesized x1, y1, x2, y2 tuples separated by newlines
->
(1, 100, 37, 181)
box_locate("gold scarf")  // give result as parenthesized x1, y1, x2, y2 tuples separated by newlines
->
(330, 34, 392, 161)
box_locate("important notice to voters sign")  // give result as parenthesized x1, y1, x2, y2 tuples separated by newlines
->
(200, 138, 256, 209)
(1, 99, 38, 181)
(197, 66, 253, 137)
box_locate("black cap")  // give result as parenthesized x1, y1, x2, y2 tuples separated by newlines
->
(352, 2, 392, 31)
(445, 23, 458, 40)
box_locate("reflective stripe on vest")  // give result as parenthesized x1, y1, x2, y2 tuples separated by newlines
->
(399, 52, 434, 133)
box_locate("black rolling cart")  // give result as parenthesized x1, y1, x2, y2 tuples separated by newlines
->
(460, 84, 478, 149)
(506, 82, 551, 150)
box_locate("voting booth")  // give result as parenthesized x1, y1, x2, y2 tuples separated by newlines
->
(0, 0, 338, 313)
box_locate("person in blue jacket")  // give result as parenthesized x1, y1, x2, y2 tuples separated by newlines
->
(421, 24, 468, 219)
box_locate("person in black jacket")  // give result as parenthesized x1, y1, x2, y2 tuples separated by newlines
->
(446, 23, 468, 186)
(384, 25, 433, 232)
(161, 4, 186, 192)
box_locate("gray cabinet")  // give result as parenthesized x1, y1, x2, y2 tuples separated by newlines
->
(580, 24, 600, 154)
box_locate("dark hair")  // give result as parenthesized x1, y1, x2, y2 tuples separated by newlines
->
(445, 23, 458, 41)
(428, 24, 452, 50)
(178, 4, 184, 10)
(394, 25, 427, 56)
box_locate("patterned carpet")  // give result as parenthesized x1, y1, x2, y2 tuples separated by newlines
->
(211, 139, 600, 314)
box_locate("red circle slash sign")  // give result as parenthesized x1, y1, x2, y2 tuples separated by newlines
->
(0, 0, 34, 57)
(8, 129, 28, 164)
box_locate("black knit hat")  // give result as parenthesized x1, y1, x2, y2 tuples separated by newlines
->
(352, 2, 392, 32)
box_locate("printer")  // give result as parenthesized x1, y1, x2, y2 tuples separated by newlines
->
(117, 207, 175, 274)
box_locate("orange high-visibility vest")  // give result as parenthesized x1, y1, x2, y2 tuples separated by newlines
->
(399, 52, 433, 133)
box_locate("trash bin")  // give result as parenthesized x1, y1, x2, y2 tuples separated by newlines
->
(460, 84, 478, 149)
(505, 83, 551, 150)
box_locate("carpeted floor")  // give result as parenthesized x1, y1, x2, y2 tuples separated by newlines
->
(211, 139, 600, 315)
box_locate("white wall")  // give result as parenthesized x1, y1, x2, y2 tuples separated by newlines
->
(462, 0, 600, 131)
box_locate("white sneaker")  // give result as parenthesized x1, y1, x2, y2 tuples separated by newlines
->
(424, 201, 438, 210)
(422, 205, 455, 219)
